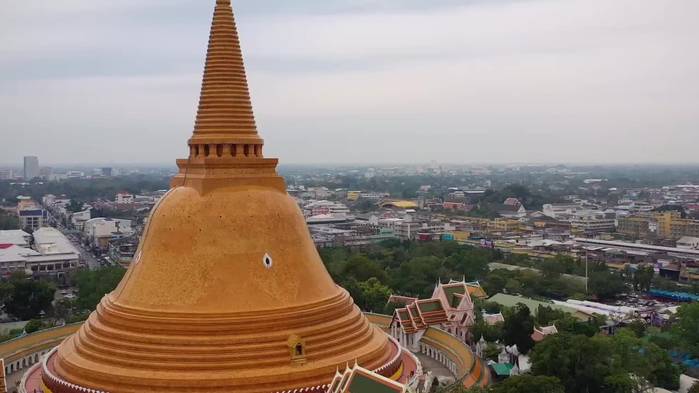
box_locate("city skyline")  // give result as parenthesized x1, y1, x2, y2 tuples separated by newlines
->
(2, 0, 698, 165)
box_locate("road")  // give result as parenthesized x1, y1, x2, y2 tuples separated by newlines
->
(47, 211, 102, 271)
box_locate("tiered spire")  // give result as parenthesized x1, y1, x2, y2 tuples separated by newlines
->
(173, 0, 281, 191)
(189, 0, 263, 157)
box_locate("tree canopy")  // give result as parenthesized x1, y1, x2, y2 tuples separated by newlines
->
(672, 302, 699, 357)
(530, 330, 680, 393)
(0, 209, 19, 230)
(319, 240, 499, 312)
(489, 375, 565, 393)
(502, 303, 535, 353)
(73, 267, 126, 311)
(1, 273, 55, 320)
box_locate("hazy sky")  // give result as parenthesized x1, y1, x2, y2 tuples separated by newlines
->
(1, 0, 698, 165)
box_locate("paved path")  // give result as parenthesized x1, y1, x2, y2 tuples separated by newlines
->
(47, 212, 101, 271)
(415, 352, 454, 379)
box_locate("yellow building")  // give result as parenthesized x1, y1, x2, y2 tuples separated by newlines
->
(654, 211, 699, 240)
(489, 219, 521, 232)
(380, 200, 418, 209)
(451, 231, 472, 241)
(347, 191, 361, 201)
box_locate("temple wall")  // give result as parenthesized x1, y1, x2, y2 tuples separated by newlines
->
(420, 328, 490, 388)
(0, 324, 81, 393)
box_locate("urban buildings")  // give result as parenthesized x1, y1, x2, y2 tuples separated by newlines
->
(106, 235, 138, 267)
(616, 211, 699, 241)
(0, 228, 80, 280)
(22, 156, 39, 180)
(29, 227, 80, 280)
(0, 230, 31, 248)
(0, 169, 12, 180)
(115, 192, 135, 205)
(82, 217, 134, 250)
(0, 245, 35, 276)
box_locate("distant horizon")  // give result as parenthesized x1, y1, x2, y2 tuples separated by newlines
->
(3, 161, 699, 169)
(2, 0, 698, 165)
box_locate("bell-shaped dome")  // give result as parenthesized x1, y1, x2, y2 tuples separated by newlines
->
(45, 1, 398, 392)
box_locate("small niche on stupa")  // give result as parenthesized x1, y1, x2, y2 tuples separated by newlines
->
(288, 335, 306, 364)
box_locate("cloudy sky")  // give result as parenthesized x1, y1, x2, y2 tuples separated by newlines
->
(1, 0, 698, 165)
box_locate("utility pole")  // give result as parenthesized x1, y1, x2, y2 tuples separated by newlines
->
(585, 251, 589, 294)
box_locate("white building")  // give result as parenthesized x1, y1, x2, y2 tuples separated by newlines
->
(116, 192, 135, 205)
(0, 168, 13, 180)
(677, 236, 699, 250)
(0, 230, 32, 248)
(70, 209, 92, 231)
(542, 203, 583, 219)
(303, 200, 350, 217)
(0, 244, 35, 276)
(0, 228, 81, 279)
(29, 227, 81, 279)
(84, 218, 134, 249)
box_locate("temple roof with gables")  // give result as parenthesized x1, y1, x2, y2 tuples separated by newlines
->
(531, 325, 559, 342)
(390, 279, 486, 335)
(327, 364, 406, 393)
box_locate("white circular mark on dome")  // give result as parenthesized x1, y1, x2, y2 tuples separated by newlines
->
(263, 253, 273, 269)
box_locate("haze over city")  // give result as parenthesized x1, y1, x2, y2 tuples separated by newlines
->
(2, 0, 697, 165)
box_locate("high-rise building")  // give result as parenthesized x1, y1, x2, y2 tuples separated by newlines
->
(16, 197, 47, 231)
(26, 1, 404, 392)
(23, 156, 39, 180)
(0, 168, 12, 180)
(101, 167, 113, 177)
(39, 166, 53, 178)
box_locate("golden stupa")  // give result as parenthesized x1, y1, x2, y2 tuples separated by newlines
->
(39, 1, 400, 392)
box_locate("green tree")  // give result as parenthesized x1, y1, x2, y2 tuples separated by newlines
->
(531, 331, 680, 393)
(483, 270, 508, 295)
(554, 314, 603, 337)
(536, 305, 566, 326)
(490, 375, 565, 393)
(505, 278, 523, 294)
(502, 303, 535, 353)
(74, 267, 126, 311)
(611, 329, 680, 391)
(472, 320, 504, 343)
(24, 319, 44, 334)
(632, 265, 654, 292)
(0, 209, 19, 230)
(531, 333, 616, 393)
(589, 271, 626, 300)
(624, 320, 646, 338)
(483, 343, 501, 362)
(4, 274, 55, 320)
(357, 278, 392, 312)
(342, 255, 387, 284)
(672, 302, 699, 357)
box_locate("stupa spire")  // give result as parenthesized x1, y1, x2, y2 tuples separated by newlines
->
(172, 0, 281, 192)
(191, 0, 261, 145)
